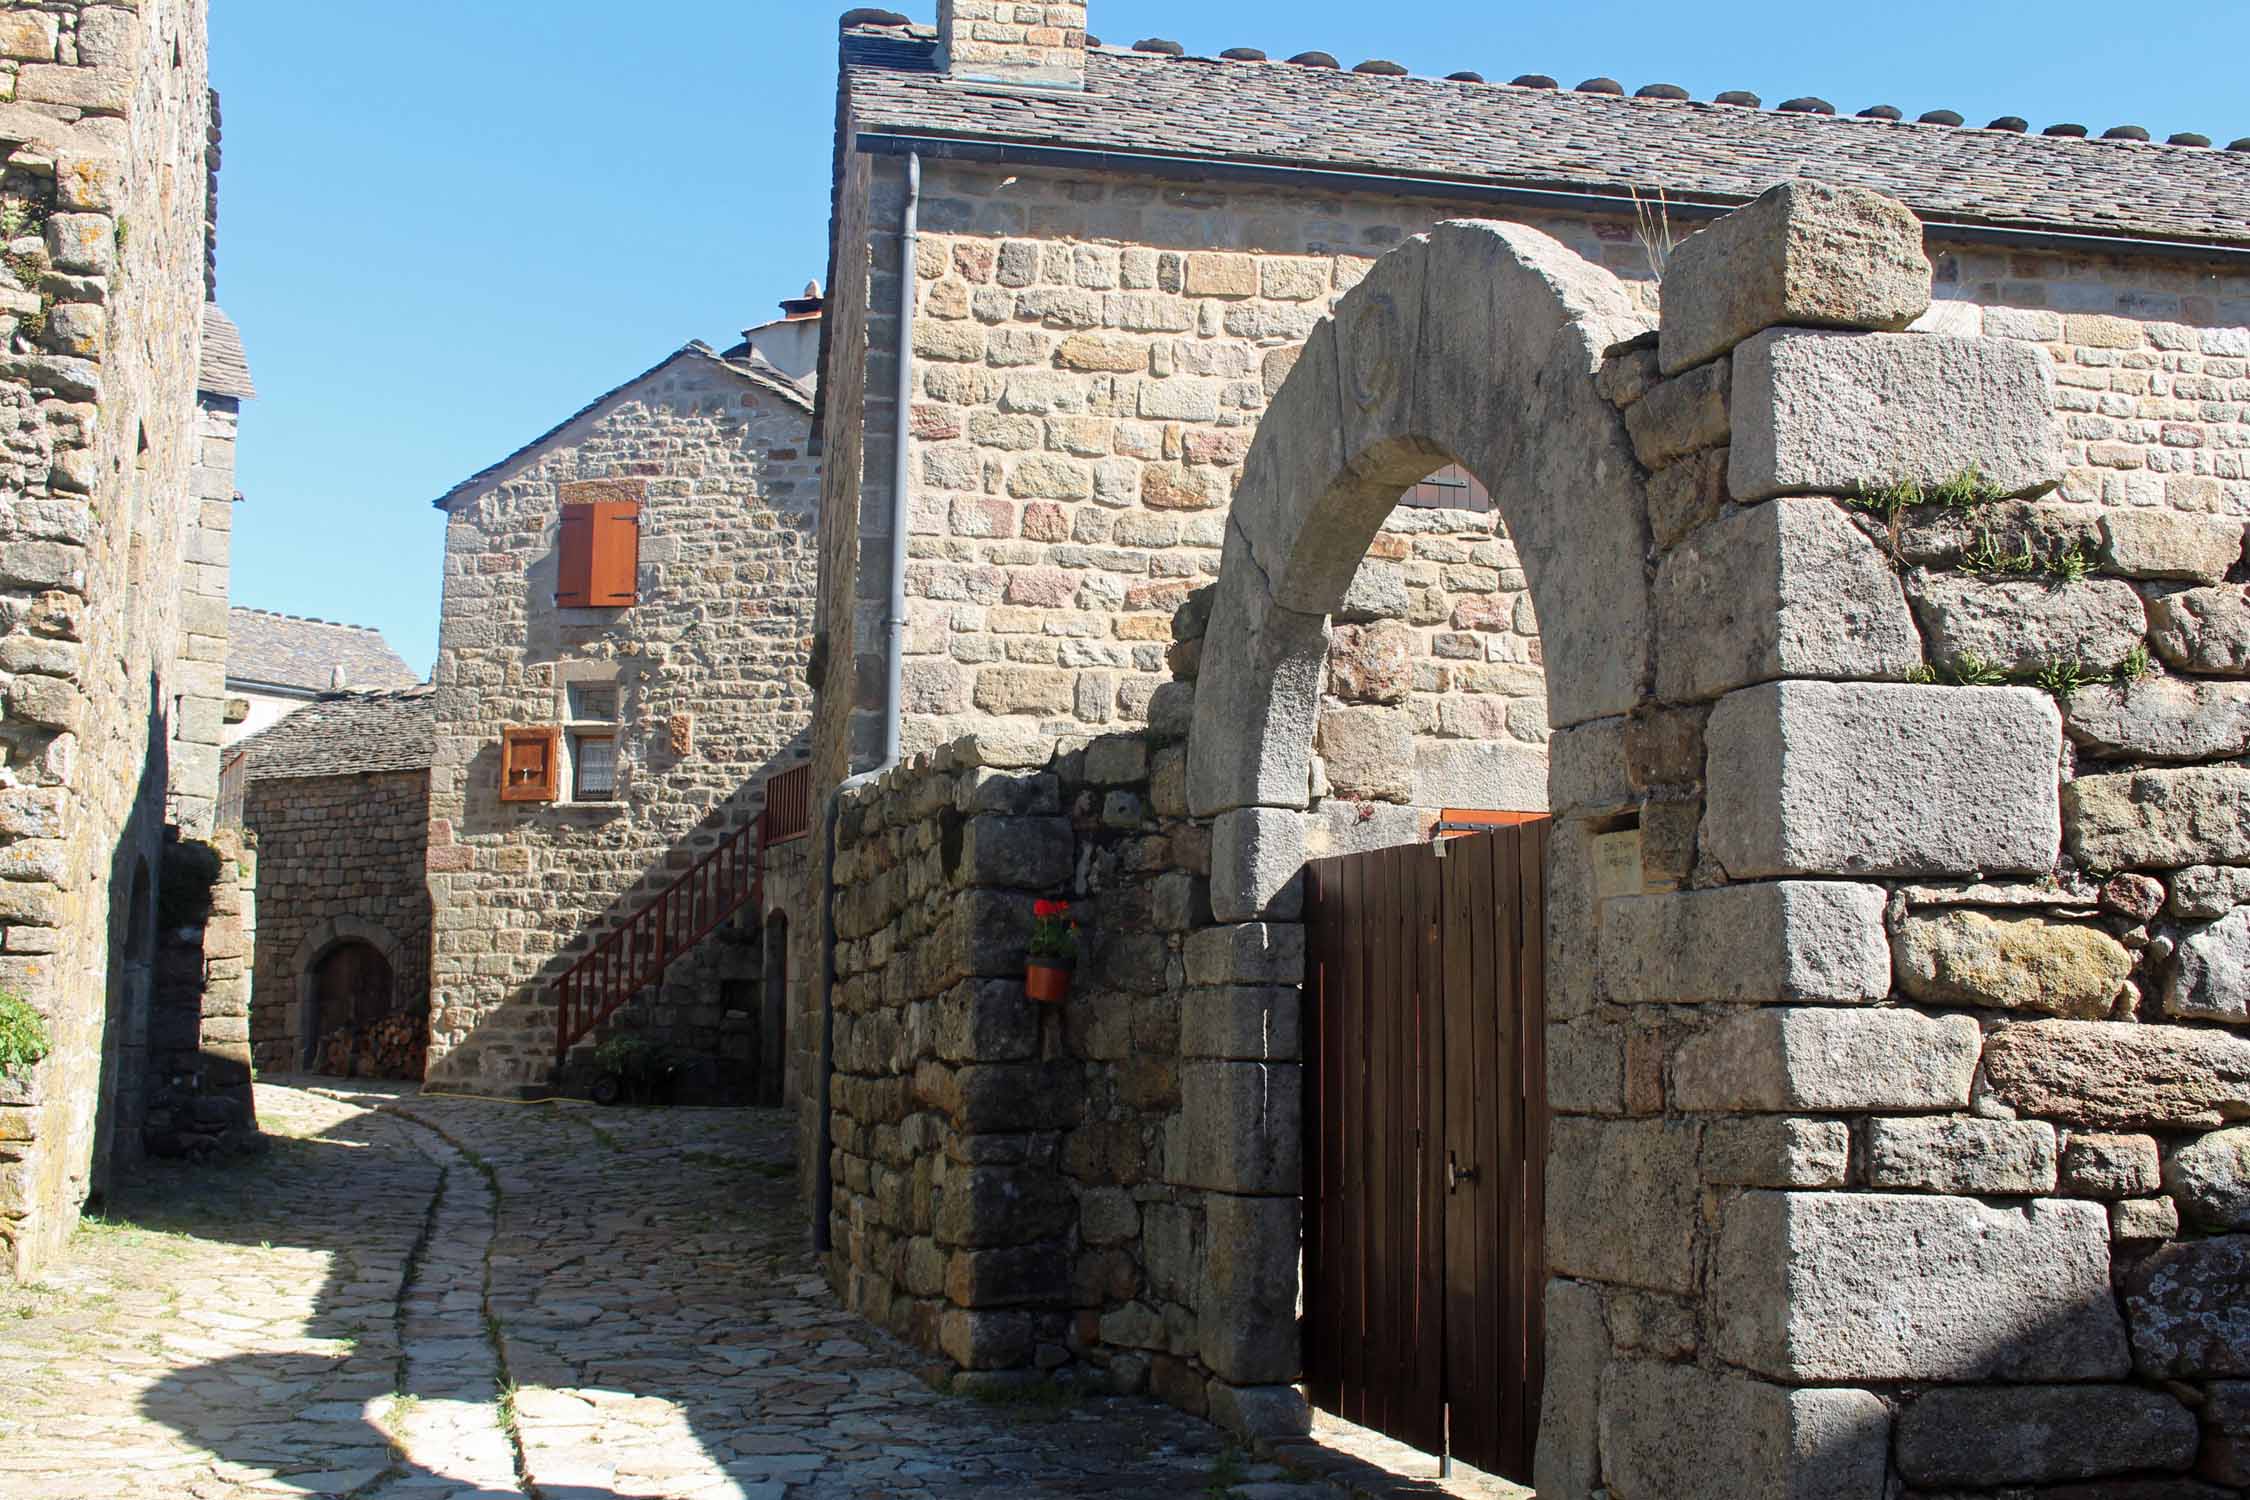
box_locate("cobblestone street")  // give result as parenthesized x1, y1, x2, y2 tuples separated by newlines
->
(0, 1083, 1499, 1500)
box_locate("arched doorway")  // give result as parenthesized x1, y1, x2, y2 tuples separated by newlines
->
(1184, 204, 2067, 1498)
(1187, 219, 1651, 1491)
(308, 941, 394, 1073)
(291, 917, 425, 1080)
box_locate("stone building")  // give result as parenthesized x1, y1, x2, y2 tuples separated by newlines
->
(223, 607, 420, 746)
(0, 0, 242, 1278)
(425, 312, 824, 1099)
(237, 688, 433, 1081)
(804, 4, 2250, 1491)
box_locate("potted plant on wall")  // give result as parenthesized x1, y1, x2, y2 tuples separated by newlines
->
(1026, 899, 1078, 1004)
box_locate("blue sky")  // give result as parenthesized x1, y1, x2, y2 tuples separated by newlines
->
(215, 1, 2250, 675)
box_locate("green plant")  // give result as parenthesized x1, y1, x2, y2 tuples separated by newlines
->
(1931, 466, 2006, 508)
(1958, 531, 2041, 578)
(1206, 1447, 1249, 1495)
(1905, 663, 1939, 685)
(1846, 477, 1926, 520)
(2035, 660, 2092, 700)
(2118, 644, 2153, 684)
(0, 991, 51, 1079)
(1029, 899, 1078, 964)
(2050, 542, 2091, 585)
(0, 196, 47, 254)
(1942, 651, 2010, 687)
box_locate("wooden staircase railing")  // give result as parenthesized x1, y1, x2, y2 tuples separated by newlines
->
(553, 764, 815, 1064)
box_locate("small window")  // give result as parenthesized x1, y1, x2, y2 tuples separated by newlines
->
(500, 726, 561, 803)
(562, 677, 624, 804)
(569, 684, 618, 722)
(556, 480, 645, 608)
(572, 734, 618, 802)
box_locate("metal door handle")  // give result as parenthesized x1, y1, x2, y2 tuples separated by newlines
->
(1448, 1153, 1478, 1192)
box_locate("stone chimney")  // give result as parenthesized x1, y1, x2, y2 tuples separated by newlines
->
(937, 1, 1088, 89)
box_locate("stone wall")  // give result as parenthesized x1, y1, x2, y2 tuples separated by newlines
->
(168, 389, 238, 837)
(824, 183, 2250, 1489)
(428, 352, 819, 1091)
(813, 158, 1658, 790)
(140, 830, 255, 1157)
(0, 0, 218, 1278)
(1185, 192, 2250, 1495)
(827, 724, 1211, 1399)
(244, 769, 430, 1076)
(812, 157, 2250, 805)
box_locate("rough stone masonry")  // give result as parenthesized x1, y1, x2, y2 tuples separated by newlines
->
(831, 181, 2250, 1498)
(0, 0, 227, 1278)
(427, 347, 820, 1093)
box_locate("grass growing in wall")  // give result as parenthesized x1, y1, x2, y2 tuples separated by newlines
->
(0, 991, 51, 1079)
(1938, 651, 2011, 687)
(2034, 660, 2094, 700)
(1927, 653, 2115, 701)
(1849, 468, 2015, 559)
(1958, 531, 2091, 585)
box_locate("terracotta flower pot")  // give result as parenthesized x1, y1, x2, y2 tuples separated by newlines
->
(1026, 960, 1074, 1004)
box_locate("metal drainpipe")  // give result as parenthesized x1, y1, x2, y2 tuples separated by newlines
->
(814, 151, 920, 1256)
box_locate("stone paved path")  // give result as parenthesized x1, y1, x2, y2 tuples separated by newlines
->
(1, 1081, 1509, 1500)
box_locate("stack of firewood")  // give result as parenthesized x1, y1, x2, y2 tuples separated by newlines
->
(316, 1014, 426, 1080)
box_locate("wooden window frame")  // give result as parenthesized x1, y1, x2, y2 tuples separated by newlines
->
(499, 725, 562, 804)
(569, 730, 620, 804)
(555, 480, 645, 610)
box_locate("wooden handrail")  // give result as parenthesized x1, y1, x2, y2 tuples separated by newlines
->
(553, 764, 816, 1064)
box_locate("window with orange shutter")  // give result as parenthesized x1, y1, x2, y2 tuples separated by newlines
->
(554, 481, 643, 608)
(499, 726, 561, 803)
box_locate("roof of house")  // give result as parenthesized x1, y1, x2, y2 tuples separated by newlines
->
(432, 341, 815, 511)
(237, 687, 435, 782)
(199, 304, 255, 400)
(227, 608, 422, 694)
(840, 28, 2250, 251)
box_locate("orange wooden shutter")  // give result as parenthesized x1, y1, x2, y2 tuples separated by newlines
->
(500, 726, 561, 803)
(556, 506, 597, 608)
(586, 501, 641, 607)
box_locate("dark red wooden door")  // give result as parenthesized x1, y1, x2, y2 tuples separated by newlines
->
(1304, 821, 1548, 1483)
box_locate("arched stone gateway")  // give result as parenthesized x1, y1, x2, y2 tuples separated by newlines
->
(1189, 218, 1653, 825)
(1186, 190, 2189, 1497)
(822, 180, 2249, 1491)
(287, 915, 425, 1078)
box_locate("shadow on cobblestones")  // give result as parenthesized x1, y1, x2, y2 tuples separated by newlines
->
(19, 1082, 1338, 1499)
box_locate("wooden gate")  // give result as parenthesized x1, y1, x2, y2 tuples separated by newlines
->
(1303, 820, 1549, 1483)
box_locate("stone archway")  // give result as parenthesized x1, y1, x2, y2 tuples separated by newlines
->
(1186, 190, 2087, 1499)
(1189, 218, 1653, 828)
(288, 916, 418, 1076)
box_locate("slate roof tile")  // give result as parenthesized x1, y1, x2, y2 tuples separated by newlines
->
(237, 687, 435, 782)
(843, 33, 2250, 248)
(199, 304, 255, 400)
(227, 608, 422, 694)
